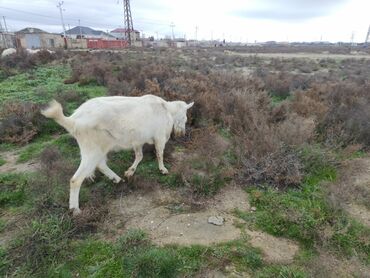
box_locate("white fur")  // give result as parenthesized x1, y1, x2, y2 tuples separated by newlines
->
(41, 94, 194, 214)
(1, 48, 16, 58)
(26, 48, 41, 54)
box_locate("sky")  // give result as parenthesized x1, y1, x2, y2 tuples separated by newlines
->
(0, 0, 369, 42)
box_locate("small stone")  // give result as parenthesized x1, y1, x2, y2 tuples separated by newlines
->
(150, 221, 154, 224)
(208, 216, 224, 226)
(180, 232, 183, 236)
(251, 206, 257, 212)
(187, 223, 191, 227)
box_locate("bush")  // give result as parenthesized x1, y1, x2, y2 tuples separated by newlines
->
(0, 101, 43, 144)
(240, 146, 303, 189)
(318, 82, 370, 148)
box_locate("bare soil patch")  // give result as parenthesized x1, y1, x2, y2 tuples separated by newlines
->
(306, 251, 370, 277)
(246, 230, 299, 264)
(0, 150, 39, 174)
(100, 185, 299, 263)
(227, 51, 370, 60)
(331, 156, 370, 227)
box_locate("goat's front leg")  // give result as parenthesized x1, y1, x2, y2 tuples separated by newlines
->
(125, 146, 143, 178)
(155, 139, 168, 175)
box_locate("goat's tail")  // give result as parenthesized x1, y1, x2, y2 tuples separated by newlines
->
(41, 100, 74, 133)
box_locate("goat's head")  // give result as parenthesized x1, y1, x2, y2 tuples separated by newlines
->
(171, 101, 194, 136)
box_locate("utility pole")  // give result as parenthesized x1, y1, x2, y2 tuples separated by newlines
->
(195, 25, 198, 41)
(365, 25, 370, 45)
(2, 16, 8, 32)
(123, 0, 134, 45)
(170, 22, 175, 40)
(0, 21, 7, 48)
(57, 1, 67, 38)
(78, 19, 82, 38)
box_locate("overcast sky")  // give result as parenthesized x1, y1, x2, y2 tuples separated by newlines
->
(0, 0, 369, 42)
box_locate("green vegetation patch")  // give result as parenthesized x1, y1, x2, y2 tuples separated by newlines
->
(0, 155, 5, 166)
(0, 173, 28, 208)
(0, 65, 106, 105)
(17, 134, 79, 163)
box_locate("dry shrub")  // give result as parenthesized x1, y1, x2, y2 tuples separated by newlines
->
(174, 127, 233, 196)
(263, 72, 291, 98)
(107, 79, 134, 96)
(30, 50, 55, 64)
(0, 49, 55, 72)
(223, 90, 278, 158)
(276, 114, 316, 146)
(219, 89, 307, 188)
(0, 101, 42, 144)
(290, 91, 328, 120)
(239, 146, 303, 189)
(39, 146, 75, 185)
(318, 82, 370, 147)
(65, 56, 110, 86)
(38, 146, 107, 233)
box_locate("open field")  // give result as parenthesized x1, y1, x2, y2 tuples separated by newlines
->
(0, 47, 369, 277)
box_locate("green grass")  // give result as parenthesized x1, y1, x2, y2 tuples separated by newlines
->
(270, 94, 291, 105)
(59, 234, 264, 277)
(5, 223, 269, 277)
(255, 265, 308, 278)
(0, 173, 28, 208)
(17, 133, 80, 163)
(0, 156, 5, 166)
(236, 145, 370, 262)
(0, 65, 106, 105)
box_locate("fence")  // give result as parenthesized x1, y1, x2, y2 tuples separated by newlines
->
(86, 39, 128, 49)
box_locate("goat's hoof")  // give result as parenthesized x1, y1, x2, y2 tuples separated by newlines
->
(113, 177, 122, 184)
(72, 208, 81, 216)
(124, 169, 135, 178)
(160, 168, 169, 175)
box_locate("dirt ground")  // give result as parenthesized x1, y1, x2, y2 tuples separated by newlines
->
(226, 51, 370, 60)
(0, 150, 39, 174)
(100, 185, 300, 264)
(333, 157, 370, 228)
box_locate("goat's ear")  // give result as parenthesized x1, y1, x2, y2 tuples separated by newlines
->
(186, 102, 194, 109)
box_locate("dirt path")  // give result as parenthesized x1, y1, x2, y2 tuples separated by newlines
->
(101, 185, 299, 264)
(0, 150, 39, 174)
(226, 51, 370, 60)
(332, 156, 370, 227)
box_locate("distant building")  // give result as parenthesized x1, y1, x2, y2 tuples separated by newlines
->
(110, 28, 140, 41)
(65, 26, 114, 40)
(16, 27, 64, 49)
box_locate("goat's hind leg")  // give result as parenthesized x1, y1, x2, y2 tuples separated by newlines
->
(70, 151, 102, 215)
(98, 159, 122, 183)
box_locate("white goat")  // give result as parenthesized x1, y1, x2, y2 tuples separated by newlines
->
(41, 94, 194, 215)
(26, 48, 41, 55)
(1, 48, 16, 58)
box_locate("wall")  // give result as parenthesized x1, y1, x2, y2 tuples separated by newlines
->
(67, 38, 87, 49)
(86, 39, 128, 49)
(17, 33, 64, 49)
